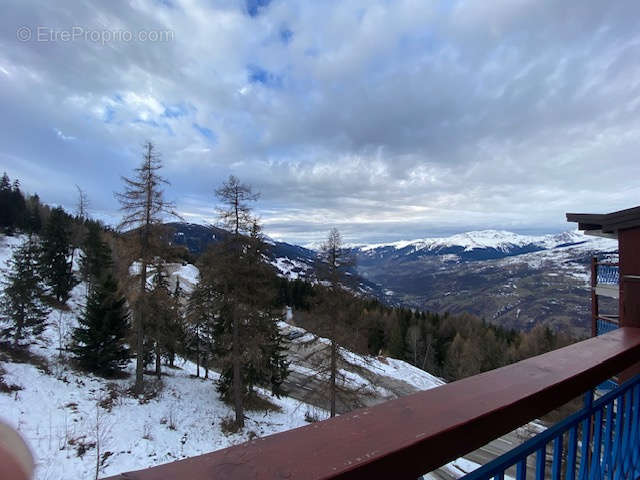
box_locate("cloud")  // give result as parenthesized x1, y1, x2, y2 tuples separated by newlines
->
(1, 0, 639, 244)
(54, 128, 76, 141)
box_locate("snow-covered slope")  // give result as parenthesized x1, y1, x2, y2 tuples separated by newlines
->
(0, 235, 314, 478)
(0, 234, 445, 480)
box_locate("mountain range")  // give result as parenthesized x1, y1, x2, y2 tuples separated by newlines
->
(350, 230, 618, 335)
(168, 223, 618, 335)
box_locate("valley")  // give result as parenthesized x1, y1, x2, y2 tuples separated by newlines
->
(352, 232, 618, 335)
(172, 223, 618, 336)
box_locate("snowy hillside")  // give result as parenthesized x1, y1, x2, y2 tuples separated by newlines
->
(0, 234, 446, 480)
(352, 230, 618, 334)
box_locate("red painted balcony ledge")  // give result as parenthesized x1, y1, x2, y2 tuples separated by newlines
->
(104, 327, 640, 480)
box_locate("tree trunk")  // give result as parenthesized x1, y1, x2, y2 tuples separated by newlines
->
(134, 262, 147, 394)
(134, 145, 153, 394)
(155, 348, 161, 378)
(232, 310, 244, 428)
(14, 315, 23, 346)
(196, 328, 200, 377)
(330, 338, 337, 417)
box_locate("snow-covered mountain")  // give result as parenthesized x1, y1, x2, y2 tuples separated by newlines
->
(168, 225, 619, 333)
(168, 222, 317, 278)
(352, 231, 618, 334)
(352, 230, 594, 263)
(167, 222, 385, 297)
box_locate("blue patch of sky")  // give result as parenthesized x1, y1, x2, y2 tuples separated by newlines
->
(247, 65, 283, 88)
(280, 27, 293, 44)
(398, 31, 438, 53)
(103, 106, 116, 123)
(193, 123, 215, 141)
(131, 117, 174, 136)
(303, 47, 319, 58)
(154, 0, 175, 7)
(162, 102, 192, 118)
(132, 118, 160, 128)
(246, 0, 271, 17)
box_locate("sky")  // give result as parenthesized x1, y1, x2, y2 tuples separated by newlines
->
(1, 0, 640, 245)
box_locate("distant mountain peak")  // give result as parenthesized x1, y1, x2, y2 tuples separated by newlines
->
(355, 229, 587, 253)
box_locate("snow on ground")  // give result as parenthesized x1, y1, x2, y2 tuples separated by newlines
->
(498, 234, 618, 287)
(0, 235, 314, 479)
(279, 320, 445, 393)
(339, 348, 444, 391)
(172, 263, 199, 286)
(0, 233, 26, 264)
(271, 256, 312, 280)
(0, 234, 491, 480)
(1, 349, 312, 480)
(129, 261, 199, 295)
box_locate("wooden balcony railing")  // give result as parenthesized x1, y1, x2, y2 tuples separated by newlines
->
(103, 327, 640, 480)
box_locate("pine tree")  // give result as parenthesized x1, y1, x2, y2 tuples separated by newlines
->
(115, 141, 180, 394)
(147, 261, 173, 378)
(71, 274, 130, 376)
(9, 180, 27, 232)
(186, 278, 217, 379)
(24, 194, 43, 234)
(202, 177, 289, 429)
(388, 313, 408, 360)
(1, 236, 49, 344)
(163, 278, 185, 369)
(79, 222, 113, 293)
(211, 220, 289, 404)
(0, 173, 13, 231)
(40, 206, 77, 304)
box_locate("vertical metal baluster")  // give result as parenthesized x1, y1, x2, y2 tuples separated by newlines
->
(602, 402, 614, 480)
(578, 391, 593, 480)
(611, 393, 624, 476)
(588, 408, 603, 480)
(535, 445, 546, 480)
(493, 472, 504, 480)
(632, 385, 640, 478)
(516, 458, 526, 480)
(567, 425, 578, 480)
(552, 434, 563, 480)
(620, 389, 632, 478)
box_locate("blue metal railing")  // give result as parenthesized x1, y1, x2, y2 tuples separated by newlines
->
(597, 318, 619, 336)
(597, 264, 619, 285)
(460, 374, 640, 480)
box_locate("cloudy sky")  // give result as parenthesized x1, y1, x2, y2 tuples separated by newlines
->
(1, 0, 639, 245)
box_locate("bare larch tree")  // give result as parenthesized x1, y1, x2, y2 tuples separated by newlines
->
(314, 227, 357, 417)
(115, 141, 180, 394)
(214, 175, 259, 429)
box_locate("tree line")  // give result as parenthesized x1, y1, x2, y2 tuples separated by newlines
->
(288, 283, 574, 382)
